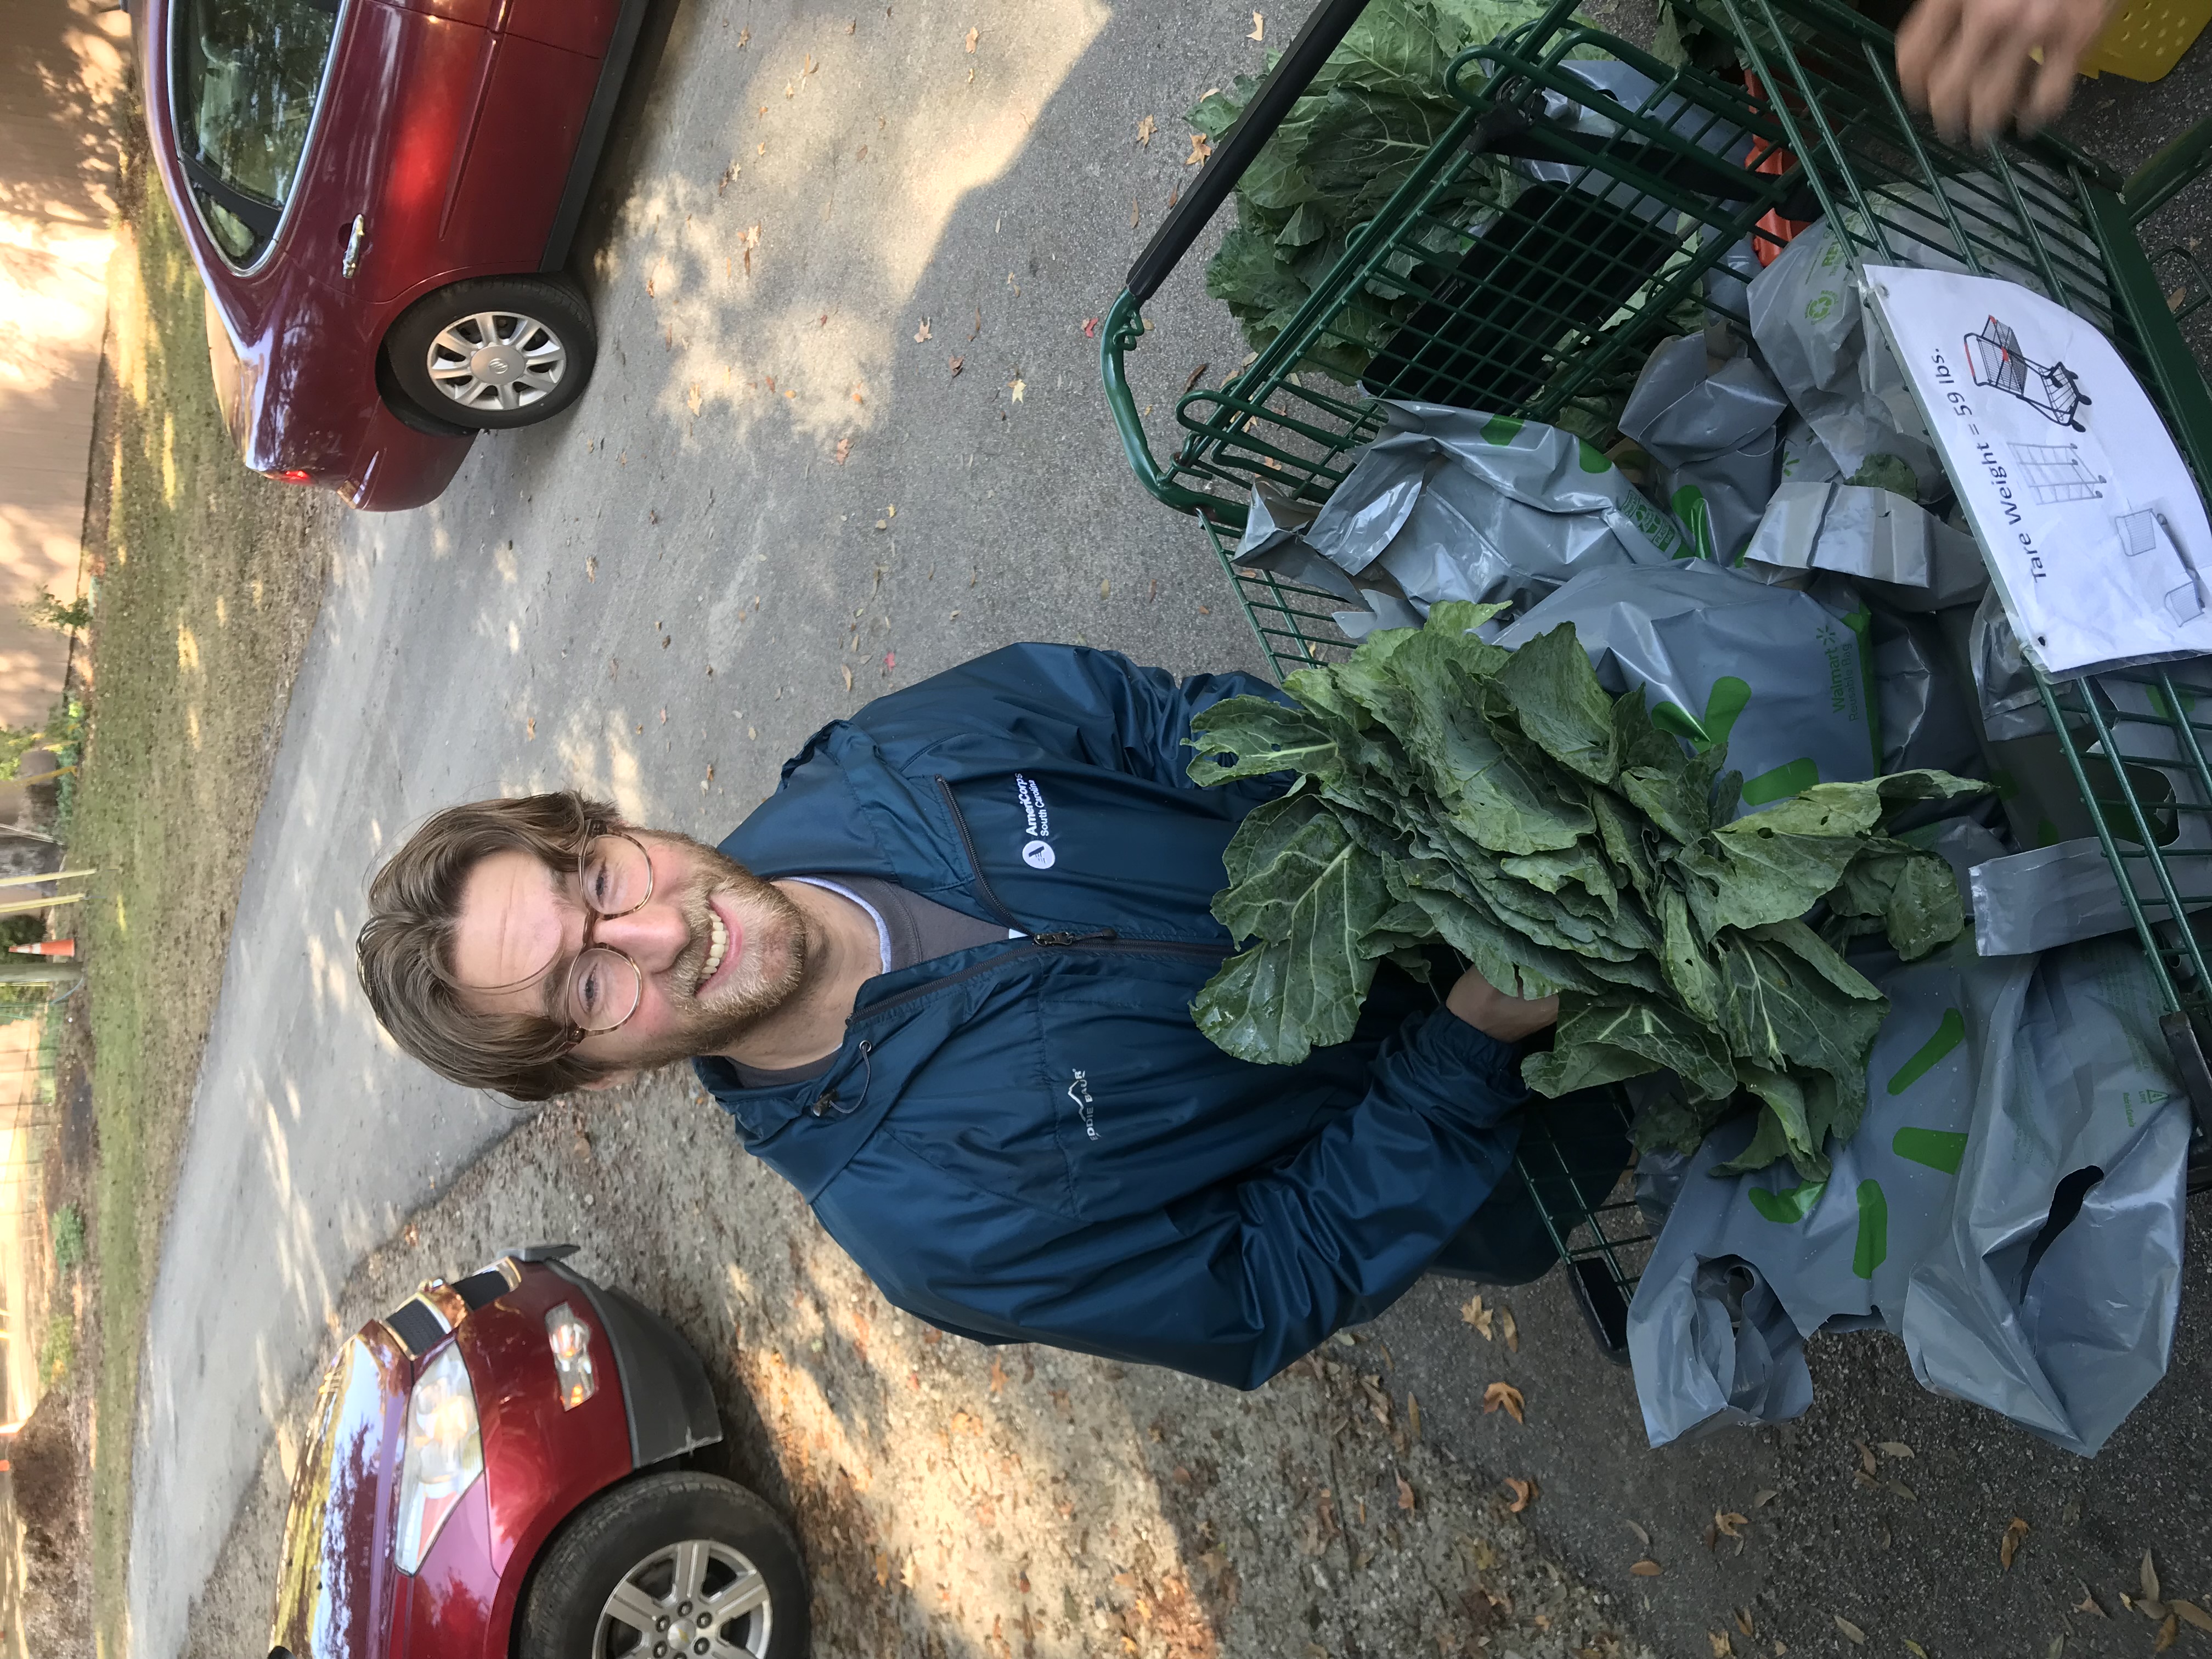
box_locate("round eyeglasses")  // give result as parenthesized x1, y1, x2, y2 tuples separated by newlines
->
(560, 832, 655, 1035)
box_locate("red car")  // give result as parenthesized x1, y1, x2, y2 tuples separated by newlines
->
(267, 1248, 809, 1659)
(142, 0, 646, 509)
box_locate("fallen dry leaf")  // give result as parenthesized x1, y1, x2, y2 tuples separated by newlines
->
(964, 25, 978, 50)
(1714, 1511, 1748, 1539)
(1503, 1477, 1536, 1513)
(1482, 1381, 1525, 1424)
(842, 665, 854, 691)
(1735, 1609, 1755, 1638)
(1407, 1390, 1421, 1440)
(1137, 113, 1156, 146)
(1709, 1634, 1734, 1658)
(2174, 1600, 2212, 1633)
(1877, 1441, 1914, 1458)
(524, 717, 536, 740)
(1100, 580, 1110, 599)
(1501, 1308, 1519, 1351)
(1626, 1520, 1650, 1548)
(1901, 1642, 1928, 1659)
(1183, 361, 1212, 396)
(969, 306, 983, 340)
(1250, 9, 1265, 40)
(1857, 1441, 1878, 1477)
(1396, 1474, 1416, 1512)
(915, 319, 932, 342)
(2001, 1517, 2029, 1572)
(1082, 316, 1101, 338)
(2047, 1638, 2065, 1659)
(834, 437, 852, 465)
(1461, 1295, 1494, 1339)
(989, 1356, 1007, 1393)
(2157, 1613, 2179, 1652)
(1187, 131, 1213, 166)
(2145, 1551, 2164, 1604)
(1131, 198, 1140, 227)
(1008, 375, 1025, 403)
(2074, 1589, 2107, 1618)
(1629, 1560, 1662, 1577)
(1833, 1615, 1865, 1645)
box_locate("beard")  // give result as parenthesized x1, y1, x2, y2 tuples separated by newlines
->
(607, 831, 809, 1068)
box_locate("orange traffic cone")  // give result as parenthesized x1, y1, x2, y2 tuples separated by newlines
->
(9, 940, 73, 958)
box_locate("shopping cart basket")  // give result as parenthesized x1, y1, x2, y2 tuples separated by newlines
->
(1099, 0, 2212, 1356)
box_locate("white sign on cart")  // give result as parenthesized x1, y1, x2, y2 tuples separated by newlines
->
(1864, 264, 2212, 676)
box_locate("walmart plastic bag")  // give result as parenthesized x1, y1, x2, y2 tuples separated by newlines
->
(1627, 934, 2189, 1455)
(1296, 401, 1692, 627)
(1495, 560, 1878, 813)
(1748, 220, 1945, 498)
(1619, 331, 1787, 563)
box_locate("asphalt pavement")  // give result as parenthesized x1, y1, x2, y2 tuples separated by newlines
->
(127, 3, 2212, 1658)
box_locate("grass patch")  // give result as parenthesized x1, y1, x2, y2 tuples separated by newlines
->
(51, 1204, 85, 1274)
(75, 114, 331, 1657)
(38, 1316, 77, 1388)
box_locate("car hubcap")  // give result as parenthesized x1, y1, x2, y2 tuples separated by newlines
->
(425, 309, 567, 412)
(595, 1538, 773, 1659)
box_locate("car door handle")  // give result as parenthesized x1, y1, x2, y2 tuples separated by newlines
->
(341, 214, 367, 279)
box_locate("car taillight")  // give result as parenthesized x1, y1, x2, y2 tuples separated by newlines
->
(393, 1345, 483, 1572)
(271, 469, 313, 484)
(545, 1303, 598, 1408)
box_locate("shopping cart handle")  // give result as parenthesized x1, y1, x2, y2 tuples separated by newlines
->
(1124, 0, 1372, 304)
(2125, 116, 2212, 228)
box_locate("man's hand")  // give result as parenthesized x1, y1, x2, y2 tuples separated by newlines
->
(1445, 965, 1560, 1042)
(1896, 0, 2121, 143)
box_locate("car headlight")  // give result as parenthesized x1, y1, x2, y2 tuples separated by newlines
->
(393, 1345, 483, 1573)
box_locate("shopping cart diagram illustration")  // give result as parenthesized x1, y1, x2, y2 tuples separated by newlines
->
(2009, 440, 2107, 503)
(1965, 315, 2092, 429)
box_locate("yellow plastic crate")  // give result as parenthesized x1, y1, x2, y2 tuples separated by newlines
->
(2084, 0, 2211, 81)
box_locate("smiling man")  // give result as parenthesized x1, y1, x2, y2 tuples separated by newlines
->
(357, 644, 1611, 1387)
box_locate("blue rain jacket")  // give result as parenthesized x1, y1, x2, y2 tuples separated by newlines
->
(697, 644, 1532, 1388)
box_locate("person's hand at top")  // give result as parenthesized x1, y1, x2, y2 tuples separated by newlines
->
(1895, 0, 2123, 144)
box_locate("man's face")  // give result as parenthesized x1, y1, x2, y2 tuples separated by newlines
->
(449, 828, 806, 1076)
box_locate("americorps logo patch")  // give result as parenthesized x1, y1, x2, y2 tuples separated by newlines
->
(1014, 773, 1056, 868)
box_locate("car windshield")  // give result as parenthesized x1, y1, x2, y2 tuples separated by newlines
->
(175, 0, 341, 261)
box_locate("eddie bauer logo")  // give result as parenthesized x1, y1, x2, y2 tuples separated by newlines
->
(1068, 1070, 1098, 1139)
(1015, 772, 1056, 869)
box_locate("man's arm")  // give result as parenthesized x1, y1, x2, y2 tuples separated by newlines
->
(854, 642, 1291, 795)
(819, 1001, 1543, 1390)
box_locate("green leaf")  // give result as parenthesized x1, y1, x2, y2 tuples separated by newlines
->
(1712, 932, 1883, 1134)
(1657, 883, 1722, 1024)
(1188, 695, 1340, 786)
(1195, 809, 1398, 1063)
(1488, 623, 1621, 785)
(1525, 995, 1737, 1102)
(1831, 844, 1967, 961)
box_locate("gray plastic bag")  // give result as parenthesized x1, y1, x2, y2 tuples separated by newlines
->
(1741, 480, 1988, 612)
(1495, 560, 1878, 813)
(1297, 401, 1691, 629)
(1619, 332, 1787, 564)
(1968, 836, 2212, 955)
(1748, 220, 1946, 498)
(1233, 486, 1425, 641)
(1627, 934, 2188, 1455)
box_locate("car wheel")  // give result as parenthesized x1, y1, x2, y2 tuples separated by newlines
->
(383, 274, 597, 432)
(517, 1471, 808, 1659)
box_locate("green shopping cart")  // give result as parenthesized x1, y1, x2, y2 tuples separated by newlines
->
(1099, 0, 2212, 1355)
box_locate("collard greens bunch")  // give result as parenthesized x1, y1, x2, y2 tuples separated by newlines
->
(1188, 0, 1581, 384)
(1186, 602, 1986, 1178)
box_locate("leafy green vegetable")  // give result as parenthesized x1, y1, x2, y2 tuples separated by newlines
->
(1187, 0, 1579, 384)
(1187, 602, 1988, 1176)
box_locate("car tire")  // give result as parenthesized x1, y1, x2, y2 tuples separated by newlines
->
(383, 274, 597, 432)
(517, 1471, 809, 1659)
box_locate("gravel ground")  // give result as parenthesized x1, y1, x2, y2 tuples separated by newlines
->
(180, 1068, 1652, 1659)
